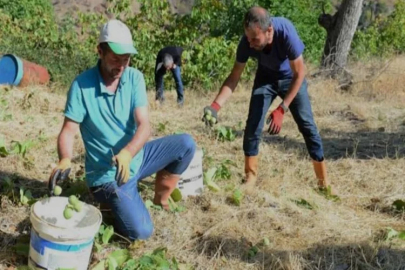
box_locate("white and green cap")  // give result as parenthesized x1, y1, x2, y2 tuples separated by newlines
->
(98, 19, 137, 55)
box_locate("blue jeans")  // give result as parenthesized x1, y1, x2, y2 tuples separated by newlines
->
(243, 79, 324, 161)
(155, 66, 184, 104)
(91, 134, 196, 240)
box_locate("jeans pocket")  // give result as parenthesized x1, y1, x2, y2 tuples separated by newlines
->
(277, 79, 292, 92)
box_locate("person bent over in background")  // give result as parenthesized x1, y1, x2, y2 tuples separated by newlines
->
(155, 46, 185, 106)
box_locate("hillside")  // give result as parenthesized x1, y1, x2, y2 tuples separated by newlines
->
(51, 0, 195, 19)
(1, 56, 405, 269)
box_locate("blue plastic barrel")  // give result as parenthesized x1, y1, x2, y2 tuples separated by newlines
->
(0, 54, 24, 86)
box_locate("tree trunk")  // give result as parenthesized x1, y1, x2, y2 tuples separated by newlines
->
(319, 0, 364, 74)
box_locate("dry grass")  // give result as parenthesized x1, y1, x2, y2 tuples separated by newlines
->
(1, 56, 405, 269)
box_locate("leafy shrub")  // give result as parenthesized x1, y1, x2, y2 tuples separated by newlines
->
(352, 0, 405, 59)
(0, 0, 403, 90)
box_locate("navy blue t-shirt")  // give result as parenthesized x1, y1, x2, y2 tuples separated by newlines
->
(236, 17, 304, 82)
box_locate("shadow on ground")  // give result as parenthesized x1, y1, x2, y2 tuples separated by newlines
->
(194, 235, 405, 269)
(262, 128, 405, 160)
(193, 122, 405, 161)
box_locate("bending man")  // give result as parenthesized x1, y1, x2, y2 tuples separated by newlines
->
(202, 7, 334, 193)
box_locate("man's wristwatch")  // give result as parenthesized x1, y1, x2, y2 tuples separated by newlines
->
(280, 102, 289, 113)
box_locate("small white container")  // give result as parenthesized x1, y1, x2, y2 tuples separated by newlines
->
(177, 148, 204, 197)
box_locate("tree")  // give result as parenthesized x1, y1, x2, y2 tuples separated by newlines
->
(318, 0, 364, 75)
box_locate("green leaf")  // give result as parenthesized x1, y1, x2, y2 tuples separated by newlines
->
(20, 189, 29, 205)
(102, 225, 114, 244)
(398, 231, 405, 240)
(157, 122, 166, 133)
(94, 242, 102, 252)
(122, 259, 137, 270)
(108, 249, 130, 266)
(91, 260, 106, 270)
(172, 257, 179, 267)
(203, 167, 217, 184)
(145, 199, 154, 209)
(168, 197, 177, 212)
(386, 227, 399, 241)
(0, 145, 9, 157)
(0, 138, 9, 157)
(292, 199, 314, 210)
(232, 189, 243, 206)
(14, 243, 29, 256)
(152, 247, 168, 256)
(108, 256, 118, 270)
(98, 225, 105, 235)
(316, 186, 340, 202)
(206, 180, 220, 192)
(139, 255, 154, 266)
(262, 237, 270, 246)
(152, 255, 170, 269)
(25, 190, 33, 200)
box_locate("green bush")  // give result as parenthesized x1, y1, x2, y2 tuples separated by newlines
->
(0, 8, 99, 87)
(0, 0, 54, 20)
(352, 0, 405, 59)
(0, 0, 403, 90)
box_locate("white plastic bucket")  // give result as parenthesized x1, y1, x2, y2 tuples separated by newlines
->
(28, 197, 102, 270)
(177, 148, 204, 197)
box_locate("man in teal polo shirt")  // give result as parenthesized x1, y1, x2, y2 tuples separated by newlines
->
(48, 19, 196, 240)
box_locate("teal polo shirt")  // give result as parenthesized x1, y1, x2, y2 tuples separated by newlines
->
(64, 62, 148, 187)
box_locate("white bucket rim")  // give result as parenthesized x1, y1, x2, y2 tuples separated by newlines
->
(30, 197, 102, 241)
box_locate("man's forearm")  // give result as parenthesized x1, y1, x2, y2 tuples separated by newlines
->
(214, 76, 239, 107)
(57, 131, 75, 160)
(124, 123, 151, 157)
(283, 73, 305, 108)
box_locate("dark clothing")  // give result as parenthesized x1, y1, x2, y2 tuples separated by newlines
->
(155, 66, 184, 104)
(237, 17, 324, 161)
(236, 17, 305, 82)
(155, 46, 184, 104)
(243, 79, 324, 161)
(155, 46, 184, 73)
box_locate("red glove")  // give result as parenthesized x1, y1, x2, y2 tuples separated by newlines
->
(267, 106, 285, 135)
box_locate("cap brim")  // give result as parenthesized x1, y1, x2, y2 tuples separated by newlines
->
(108, 42, 138, 55)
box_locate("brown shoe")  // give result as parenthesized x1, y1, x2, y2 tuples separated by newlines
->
(243, 155, 258, 186)
(153, 170, 180, 210)
(312, 159, 337, 195)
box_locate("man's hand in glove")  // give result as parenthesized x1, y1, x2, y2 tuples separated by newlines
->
(48, 158, 71, 196)
(202, 102, 220, 127)
(267, 104, 287, 135)
(113, 148, 133, 186)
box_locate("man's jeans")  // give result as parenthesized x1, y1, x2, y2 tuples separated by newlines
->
(155, 66, 184, 104)
(91, 134, 196, 240)
(243, 78, 324, 161)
